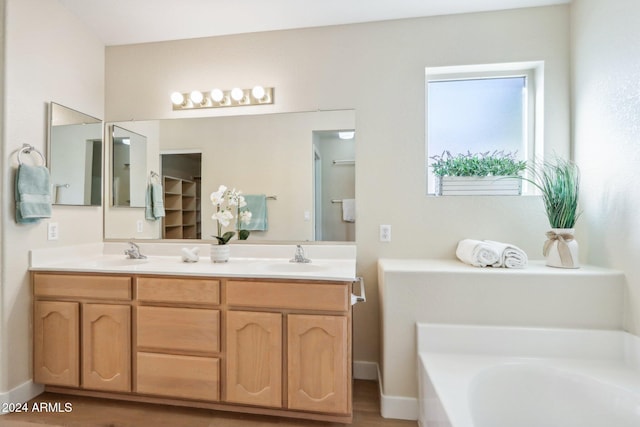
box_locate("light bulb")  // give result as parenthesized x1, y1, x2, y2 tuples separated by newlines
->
(190, 90, 204, 104)
(251, 85, 266, 100)
(170, 92, 185, 105)
(231, 87, 244, 102)
(210, 88, 224, 103)
(338, 131, 355, 140)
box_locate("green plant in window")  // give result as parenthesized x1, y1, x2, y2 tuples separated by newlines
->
(430, 150, 526, 177)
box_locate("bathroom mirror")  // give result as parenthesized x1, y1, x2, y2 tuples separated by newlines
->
(104, 109, 355, 242)
(111, 125, 148, 207)
(48, 102, 102, 206)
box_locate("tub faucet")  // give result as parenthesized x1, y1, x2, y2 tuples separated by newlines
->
(125, 241, 147, 259)
(290, 245, 311, 263)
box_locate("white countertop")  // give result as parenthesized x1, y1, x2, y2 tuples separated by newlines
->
(30, 242, 357, 282)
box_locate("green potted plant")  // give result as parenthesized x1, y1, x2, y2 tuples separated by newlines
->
(430, 150, 526, 195)
(210, 185, 252, 263)
(523, 157, 581, 268)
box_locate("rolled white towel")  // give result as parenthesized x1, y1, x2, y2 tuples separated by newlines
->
(484, 240, 528, 268)
(456, 239, 501, 267)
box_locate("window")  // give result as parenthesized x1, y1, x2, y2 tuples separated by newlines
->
(426, 63, 542, 194)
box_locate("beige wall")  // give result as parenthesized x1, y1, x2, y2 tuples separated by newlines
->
(1, 0, 104, 391)
(572, 0, 640, 334)
(106, 5, 571, 364)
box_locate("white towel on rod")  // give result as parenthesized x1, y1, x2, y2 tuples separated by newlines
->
(342, 199, 355, 222)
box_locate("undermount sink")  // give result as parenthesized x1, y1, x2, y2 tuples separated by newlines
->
(262, 262, 329, 273)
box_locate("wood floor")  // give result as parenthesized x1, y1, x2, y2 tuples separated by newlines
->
(0, 380, 417, 427)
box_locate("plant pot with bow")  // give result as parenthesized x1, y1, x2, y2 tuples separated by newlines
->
(524, 158, 581, 268)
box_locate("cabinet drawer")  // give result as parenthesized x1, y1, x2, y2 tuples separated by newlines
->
(34, 273, 131, 300)
(227, 280, 349, 312)
(136, 352, 219, 401)
(136, 277, 220, 305)
(137, 306, 220, 353)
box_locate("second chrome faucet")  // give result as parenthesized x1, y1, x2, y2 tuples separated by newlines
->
(125, 241, 147, 259)
(290, 244, 311, 263)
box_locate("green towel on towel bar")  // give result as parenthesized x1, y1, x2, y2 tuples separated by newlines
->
(243, 194, 268, 231)
(15, 164, 52, 224)
(145, 182, 165, 220)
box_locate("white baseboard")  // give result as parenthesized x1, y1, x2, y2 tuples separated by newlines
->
(0, 380, 44, 415)
(353, 360, 379, 380)
(377, 365, 418, 420)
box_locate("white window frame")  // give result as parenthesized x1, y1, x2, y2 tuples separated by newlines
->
(425, 61, 544, 195)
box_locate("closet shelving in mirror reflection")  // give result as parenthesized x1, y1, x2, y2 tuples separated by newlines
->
(171, 86, 274, 110)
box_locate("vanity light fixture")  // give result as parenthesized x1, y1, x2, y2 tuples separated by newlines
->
(171, 86, 274, 110)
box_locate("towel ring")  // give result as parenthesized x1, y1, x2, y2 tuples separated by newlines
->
(18, 144, 46, 166)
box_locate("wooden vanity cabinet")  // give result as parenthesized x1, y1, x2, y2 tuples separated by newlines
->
(33, 273, 131, 392)
(33, 272, 353, 423)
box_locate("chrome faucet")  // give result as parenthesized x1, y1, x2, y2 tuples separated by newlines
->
(124, 241, 147, 259)
(290, 244, 311, 263)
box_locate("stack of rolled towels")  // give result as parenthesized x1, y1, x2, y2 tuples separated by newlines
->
(456, 239, 528, 268)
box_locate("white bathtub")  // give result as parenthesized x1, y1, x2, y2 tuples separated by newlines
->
(417, 324, 640, 427)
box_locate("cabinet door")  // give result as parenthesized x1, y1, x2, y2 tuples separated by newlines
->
(82, 304, 131, 392)
(33, 301, 79, 387)
(225, 311, 282, 407)
(287, 314, 349, 414)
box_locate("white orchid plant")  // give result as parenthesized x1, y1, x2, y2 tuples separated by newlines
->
(210, 185, 252, 245)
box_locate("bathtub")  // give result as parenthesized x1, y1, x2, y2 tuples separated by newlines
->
(417, 324, 640, 427)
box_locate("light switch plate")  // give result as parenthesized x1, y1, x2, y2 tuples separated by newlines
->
(47, 222, 59, 240)
(379, 224, 391, 242)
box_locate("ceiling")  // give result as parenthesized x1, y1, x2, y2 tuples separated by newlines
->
(58, 0, 570, 46)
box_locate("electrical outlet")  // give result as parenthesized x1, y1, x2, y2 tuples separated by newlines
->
(47, 222, 59, 240)
(136, 220, 144, 233)
(379, 224, 391, 242)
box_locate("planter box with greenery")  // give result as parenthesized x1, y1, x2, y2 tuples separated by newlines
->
(430, 151, 526, 196)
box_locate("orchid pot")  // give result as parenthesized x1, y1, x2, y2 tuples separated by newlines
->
(210, 244, 230, 263)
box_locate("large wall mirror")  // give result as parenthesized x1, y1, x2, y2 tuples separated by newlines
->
(104, 109, 355, 242)
(48, 102, 102, 206)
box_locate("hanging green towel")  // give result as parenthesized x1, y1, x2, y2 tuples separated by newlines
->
(145, 183, 165, 220)
(15, 164, 52, 224)
(243, 194, 268, 231)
